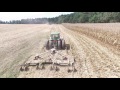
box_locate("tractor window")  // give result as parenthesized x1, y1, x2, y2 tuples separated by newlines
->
(51, 34, 60, 40)
(54, 35, 58, 37)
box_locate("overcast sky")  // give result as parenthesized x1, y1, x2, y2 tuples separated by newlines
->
(0, 12, 73, 21)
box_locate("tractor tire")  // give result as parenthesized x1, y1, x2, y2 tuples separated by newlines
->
(48, 40, 52, 49)
(46, 40, 49, 50)
(58, 40, 62, 50)
(61, 39, 65, 50)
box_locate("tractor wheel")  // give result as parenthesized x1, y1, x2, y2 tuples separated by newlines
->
(46, 40, 49, 50)
(58, 40, 62, 50)
(61, 39, 65, 50)
(48, 40, 52, 49)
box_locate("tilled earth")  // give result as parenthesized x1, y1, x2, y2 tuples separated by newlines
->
(0, 24, 120, 78)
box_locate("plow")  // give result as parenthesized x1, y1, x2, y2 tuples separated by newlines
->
(20, 32, 77, 73)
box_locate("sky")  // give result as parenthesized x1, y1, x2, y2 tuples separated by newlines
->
(0, 12, 73, 21)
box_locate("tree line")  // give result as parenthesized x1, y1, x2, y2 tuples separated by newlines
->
(49, 12, 120, 23)
(0, 18, 49, 24)
(1, 12, 120, 24)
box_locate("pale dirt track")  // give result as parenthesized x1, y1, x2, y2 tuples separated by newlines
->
(0, 24, 120, 78)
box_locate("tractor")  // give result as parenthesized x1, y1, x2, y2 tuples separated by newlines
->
(46, 32, 65, 50)
(20, 32, 76, 73)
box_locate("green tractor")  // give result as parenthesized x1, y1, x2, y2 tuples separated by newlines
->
(46, 32, 65, 50)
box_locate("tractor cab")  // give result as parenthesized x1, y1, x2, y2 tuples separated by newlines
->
(50, 32, 60, 40)
(46, 32, 65, 50)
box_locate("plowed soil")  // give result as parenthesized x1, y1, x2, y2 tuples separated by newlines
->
(0, 24, 120, 78)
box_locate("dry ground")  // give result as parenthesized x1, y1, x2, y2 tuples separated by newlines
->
(0, 24, 120, 78)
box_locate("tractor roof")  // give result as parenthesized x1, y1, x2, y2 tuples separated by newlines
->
(51, 32, 60, 35)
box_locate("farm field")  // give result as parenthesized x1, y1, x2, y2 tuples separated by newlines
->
(0, 24, 120, 78)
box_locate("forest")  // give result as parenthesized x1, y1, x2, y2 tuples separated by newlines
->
(0, 12, 120, 24)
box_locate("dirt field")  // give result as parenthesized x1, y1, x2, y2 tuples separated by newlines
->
(0, 24, 120, 78)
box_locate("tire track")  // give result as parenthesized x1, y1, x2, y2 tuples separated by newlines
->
(59, 25, 90, 78)
(61, 25, 120, 78)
